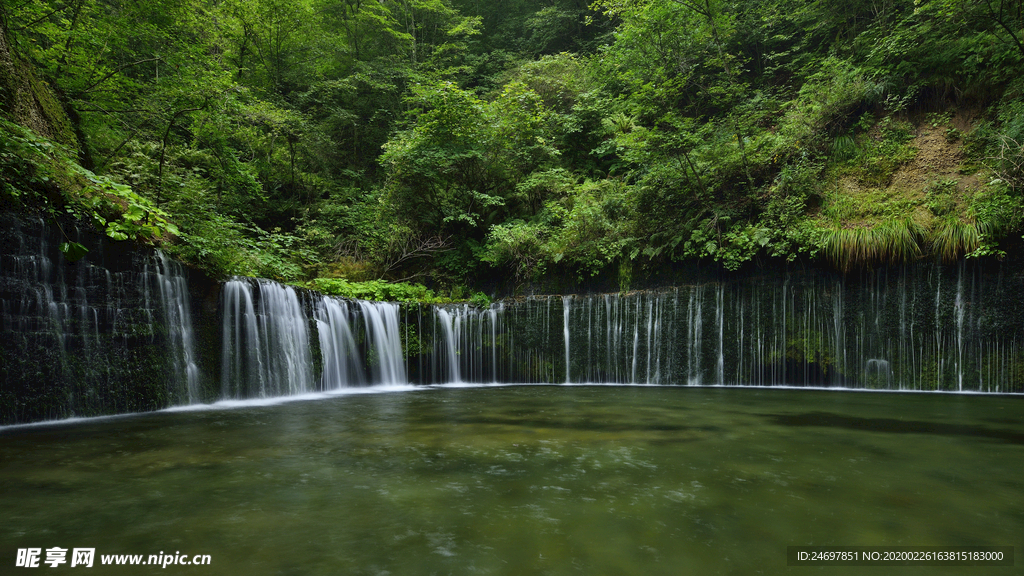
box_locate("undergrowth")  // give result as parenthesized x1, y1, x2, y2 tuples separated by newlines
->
(0, 118, 178, 261)
(310, 278, 492, 307)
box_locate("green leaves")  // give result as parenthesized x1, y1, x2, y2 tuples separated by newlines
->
(0, 118, 180, 246)
(380, 78, 559, 236)
(58, 241, 88, 262)
(481, 219, 551, 280)
(6, 0, 1024, 286)
(480, 177, 634, 280)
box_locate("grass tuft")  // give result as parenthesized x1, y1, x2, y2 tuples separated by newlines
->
(822, 218, 924, 271)
(929, 216, 1001, 261)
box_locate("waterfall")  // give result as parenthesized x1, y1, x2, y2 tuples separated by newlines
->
(404, 265, 1023, 391)
(563, 295, 571, 383)
(357, 300, 407, 385)
(155, 251, 200, 403)
(5, 212, 1024, 426)
(954, 263, 966, 392)
(315, 297, 364, 389)
(0, 215, 204, 423)
(687, 287, 703, 385)
(435, 307, 462, 383)
(219, 282, 409, 397)
(220, 278, 314, 398)
(489, 304, 501, 382)
(434, 304, 499, 384)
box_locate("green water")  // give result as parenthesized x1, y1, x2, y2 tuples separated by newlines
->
(2, 386, 1022, 575)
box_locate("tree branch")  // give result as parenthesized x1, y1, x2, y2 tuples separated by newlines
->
(12, 5, 71, 32)
(74, 57, 165, 96)
(984, 0, 1024, 58)
(157, 105, 205, 206)
(379, 234, 451, 279)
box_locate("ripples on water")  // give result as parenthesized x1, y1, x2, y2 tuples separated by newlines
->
(1, 385, 1021, 575)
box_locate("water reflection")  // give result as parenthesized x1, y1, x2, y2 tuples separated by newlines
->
(1, 386, 1021, 575)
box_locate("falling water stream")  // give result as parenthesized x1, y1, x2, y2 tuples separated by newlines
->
(2, 218, 1023, 574)
(416, 266, 1022, 392)
(0, 216, 202, 419)
(4, 221, 1023, 426)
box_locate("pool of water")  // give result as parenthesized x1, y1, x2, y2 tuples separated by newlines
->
(2, 385, 1022, 574)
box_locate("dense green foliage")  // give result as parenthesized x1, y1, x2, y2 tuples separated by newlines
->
(2, 0, 1024, 293)
(0, 118, 179, 260)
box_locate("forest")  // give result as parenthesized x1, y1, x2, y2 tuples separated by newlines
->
(2, 0, 1024, 298)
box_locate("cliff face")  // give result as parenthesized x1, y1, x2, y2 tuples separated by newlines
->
(0, 213, 227, 425)
(0, 9, 77, 150)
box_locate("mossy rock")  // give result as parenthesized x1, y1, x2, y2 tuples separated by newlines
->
(0, 25, 78, 150)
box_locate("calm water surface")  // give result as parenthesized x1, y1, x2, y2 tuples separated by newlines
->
(1, 386, 1022, 575)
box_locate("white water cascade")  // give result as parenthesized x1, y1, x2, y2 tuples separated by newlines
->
(155, 251, 201, 403)
(315, 297, 364, 389)
(222, 283, 410, 396)
(404, 265, 1022, 391)
(432, 304, 501, 383)
(563, 295, 571, 383)
(220, 278, 314, 398)
(0, 215, 205, 422)
(435, 307, 462, 383)
(210, 263, 1024, 403)
(6, 226, 1024, 426)
(357, 300, 407, 385)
